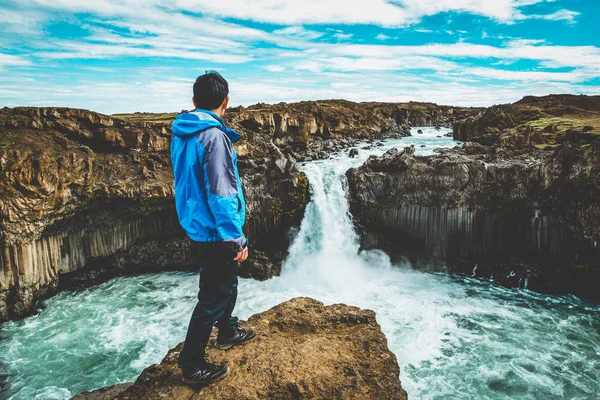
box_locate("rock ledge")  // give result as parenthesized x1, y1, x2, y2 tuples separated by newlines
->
(74, 297, 407, 400)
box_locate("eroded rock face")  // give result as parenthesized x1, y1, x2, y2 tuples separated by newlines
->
(452, 94, 600, 143)
(74, 298, 407, 400)
(0, 107, 309, 321)
(228, 100, 482, 146)
(348, 95, 600, 300)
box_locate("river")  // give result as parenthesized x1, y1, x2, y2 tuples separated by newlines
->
(1, 128, 599, 399)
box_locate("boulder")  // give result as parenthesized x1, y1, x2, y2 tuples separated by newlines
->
(75, 298, 407, 400)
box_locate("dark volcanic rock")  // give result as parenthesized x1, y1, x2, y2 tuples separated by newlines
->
(0, 107, 309, 321)
(452, 94, 600, 143)
(72, 383, 134, 400)
(226, 100, 482, 147)
(348, 95, 600, 300)
(237, 249, 282, 281)
(76, 298, 407, 400)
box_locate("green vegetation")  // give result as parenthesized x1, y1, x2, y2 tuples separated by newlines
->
(112, 112, 178, 122)
(535, 143, 559, 150)
(522, 117, 600, 149)
(297, 174, 309, 206)
(572, 264, 592, 272)
(523, 117, 584, 132)
(0, 131, 13, 150)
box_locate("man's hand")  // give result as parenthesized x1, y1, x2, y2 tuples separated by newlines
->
(234, 246, 248, 262)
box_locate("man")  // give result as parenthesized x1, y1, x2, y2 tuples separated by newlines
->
(170, 71, 256, 386)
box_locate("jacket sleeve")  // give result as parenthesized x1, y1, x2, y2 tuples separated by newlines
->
(201, 129, 247, 253)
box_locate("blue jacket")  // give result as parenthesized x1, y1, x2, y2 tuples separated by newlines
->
(170, 109, 247, 253)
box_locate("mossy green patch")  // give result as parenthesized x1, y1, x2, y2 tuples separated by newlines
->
(535, 143, 559, 150)
(523, 117, 583, 132)
(572, 264, 591, 272)
(112, 113, 177, 122)
(0, 131, 13, 149)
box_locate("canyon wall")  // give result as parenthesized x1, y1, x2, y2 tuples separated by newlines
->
(348, 95, 600, 300)
(0, 100, 479, 321)
(228, 100, 482, 145)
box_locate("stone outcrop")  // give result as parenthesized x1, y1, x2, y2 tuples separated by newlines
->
(73, 298, 407, 400)
(453, 94, 600, 143)
(348, 95, 600, 300)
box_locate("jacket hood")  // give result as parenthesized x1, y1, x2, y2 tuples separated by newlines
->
(171, 109, 241, 143)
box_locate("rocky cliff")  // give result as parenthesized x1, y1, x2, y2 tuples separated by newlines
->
(348, 95, 600, 300)
(226, 100, 482, 147)
(223, 100, 480, 162)
(453, 94, 600, 144)
(0, 107, 308, 321)
(0, 100, 480, 321)
(72, 298, 407, 400)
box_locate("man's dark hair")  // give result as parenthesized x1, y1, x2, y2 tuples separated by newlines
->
(193, 70, 229, 110)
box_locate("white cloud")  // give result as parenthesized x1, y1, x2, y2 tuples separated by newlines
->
(526, 9, 580, 23)
(464, 67, 584, 82)
(8, 0, 578, 29)
(505, 38, 546, 46)
(5, 68, 598, 113)
(272, 26, 325, 40)
(318, 42, 600, 72)
(0, 53, 31, 69)
(265, 65, 286, 72)
(295, 55, 457, 72)
(333, 33, 353, 40)
(376, 34, 391, 40)
(36, 42, 251, 63)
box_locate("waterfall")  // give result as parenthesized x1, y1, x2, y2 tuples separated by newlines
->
(283, 162, 361, 270)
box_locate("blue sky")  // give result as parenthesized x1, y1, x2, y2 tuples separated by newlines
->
(1, 0, 599, 113)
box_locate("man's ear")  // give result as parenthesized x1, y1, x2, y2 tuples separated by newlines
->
(192, 96, 197, 109)
(222, 96, 229, 110)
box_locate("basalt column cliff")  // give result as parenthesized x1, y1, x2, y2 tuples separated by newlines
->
(348, 95, 600, 299)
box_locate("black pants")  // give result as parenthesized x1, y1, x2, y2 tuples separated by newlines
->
(178, 240, 239, 370)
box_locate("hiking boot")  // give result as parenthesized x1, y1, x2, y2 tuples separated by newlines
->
(181, 362, 229, 386)
(214, 327, 256, 350)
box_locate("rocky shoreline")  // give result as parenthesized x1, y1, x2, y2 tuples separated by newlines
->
(72, 298, 408, 400)
(347, 95, 600, 300)
(0, 100, 476, 321)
